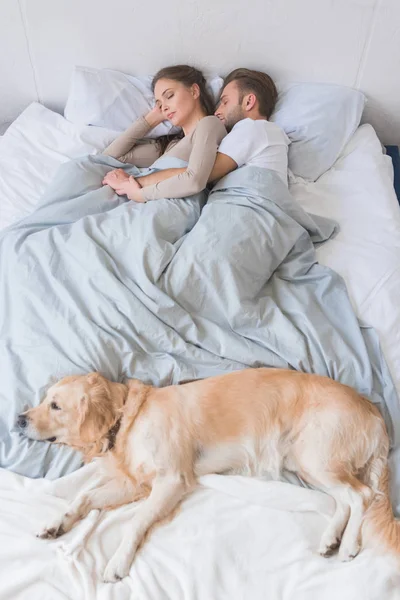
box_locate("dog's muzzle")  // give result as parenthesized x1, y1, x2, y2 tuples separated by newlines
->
(16, 414, 28, 429)
(15, 414, 57, 442)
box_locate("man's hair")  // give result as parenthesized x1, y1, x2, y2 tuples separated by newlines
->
(223, 68, 278, 119)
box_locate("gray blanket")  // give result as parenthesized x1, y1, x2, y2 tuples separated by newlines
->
(1, 155, 399, 478)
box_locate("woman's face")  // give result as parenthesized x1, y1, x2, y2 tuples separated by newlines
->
(154, 78, 200, 128)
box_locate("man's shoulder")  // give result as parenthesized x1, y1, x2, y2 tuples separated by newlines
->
(221, 119, 258, 144)
(232, 118, 289, 146)
(233, 118, 283, 131)
(230, 118, 257, 132)
(228, 118, 274, 136)
(219, 119, 260, 151)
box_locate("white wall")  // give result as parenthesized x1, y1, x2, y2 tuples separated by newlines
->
(0, 0, 37, 131)
(2, 0, 400, 143)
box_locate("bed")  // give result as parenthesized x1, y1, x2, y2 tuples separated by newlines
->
(1, 87, 400, 599)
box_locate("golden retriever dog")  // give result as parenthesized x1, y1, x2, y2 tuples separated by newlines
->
(17, 368, 399, 583)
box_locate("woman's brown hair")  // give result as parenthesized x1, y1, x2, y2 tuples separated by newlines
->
(151, 65, 215, 154)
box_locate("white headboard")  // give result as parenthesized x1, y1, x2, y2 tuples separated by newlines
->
(2, 0, 400, 144)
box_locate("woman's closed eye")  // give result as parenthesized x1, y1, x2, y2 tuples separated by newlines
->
(50, 402, 61, 410)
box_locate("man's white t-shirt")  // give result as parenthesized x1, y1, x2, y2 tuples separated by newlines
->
(218, 118, 290, 185)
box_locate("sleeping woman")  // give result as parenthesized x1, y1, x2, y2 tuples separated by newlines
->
(102, 65, 226, 202)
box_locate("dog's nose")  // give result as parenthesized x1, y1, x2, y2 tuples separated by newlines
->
(17, 415, 28, 429)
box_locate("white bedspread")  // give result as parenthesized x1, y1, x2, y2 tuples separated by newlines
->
(0, 463, 399, 600)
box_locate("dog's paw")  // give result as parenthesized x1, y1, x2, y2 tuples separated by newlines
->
(36, 510, 78, 540)
(103, 553, 132, 583)
(36, 523, 65, 539)
(338, 541, 360, 562)
(318, 536, 341, 557)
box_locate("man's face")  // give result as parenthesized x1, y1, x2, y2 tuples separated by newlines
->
(215, 81, 244, 132)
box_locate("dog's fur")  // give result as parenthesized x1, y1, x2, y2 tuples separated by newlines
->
(19, 368, 400, 582)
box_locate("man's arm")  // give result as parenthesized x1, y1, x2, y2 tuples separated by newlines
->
(208, 152, 238, 183)
(136, 152, 238, 188)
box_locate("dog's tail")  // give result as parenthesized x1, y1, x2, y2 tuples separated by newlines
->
(362, 440, 400, 557)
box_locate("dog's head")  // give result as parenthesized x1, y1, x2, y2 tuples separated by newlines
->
(16, 372, 127, 449)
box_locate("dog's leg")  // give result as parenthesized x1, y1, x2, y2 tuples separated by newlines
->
(336, 476, 373, 561)
(318, 488, 350, 556)
(103, 472, 188, 583)
(37, 476, 142, 539)
(313, 472, 373, 560)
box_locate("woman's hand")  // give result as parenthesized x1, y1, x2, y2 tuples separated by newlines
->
(102, 168, 129, 190)
(125, 176, 146, 203)
(103, 169, 145, 202)
(144, 104, 165, 129)
(108, 176, 145, 203)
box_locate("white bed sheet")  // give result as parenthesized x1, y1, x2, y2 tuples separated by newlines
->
(0, 102, 116, 229)
(0, 462, 399, 600)
(291, 124, 400, 401)
(0, 108, 400, 599)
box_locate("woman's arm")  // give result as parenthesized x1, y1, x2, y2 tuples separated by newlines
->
(113, 151, 237, 203)
(102, 107, 164, 167)
(137, 116, 226, 201)
(136, 151, 237, 189)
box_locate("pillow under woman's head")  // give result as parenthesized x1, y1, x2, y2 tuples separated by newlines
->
(64, 66, 223, 139)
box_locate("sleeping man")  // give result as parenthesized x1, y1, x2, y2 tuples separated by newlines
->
(104, 68, 290, 201)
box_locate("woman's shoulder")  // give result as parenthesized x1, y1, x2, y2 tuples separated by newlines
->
(194, 115, 226, 139)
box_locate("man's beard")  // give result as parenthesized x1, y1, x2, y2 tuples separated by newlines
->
(224, 105, 245, 132)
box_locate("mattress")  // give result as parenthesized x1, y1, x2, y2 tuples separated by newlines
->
(0, 105, 400, 599)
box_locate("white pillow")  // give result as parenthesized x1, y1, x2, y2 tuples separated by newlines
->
(64, 66, 223, 139)
(64, 67, 365, 180)
(272, 82, 366, 181)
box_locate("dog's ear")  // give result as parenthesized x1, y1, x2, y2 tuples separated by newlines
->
(125, 378, 145, 392)
(78, 382, 115, 443)
(86, 372, 100, 386)
(108, 381, 128, 413)
(77, 393, 90, 431)
(124, 379, 149, 420)
(87, 372, 126, 414)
